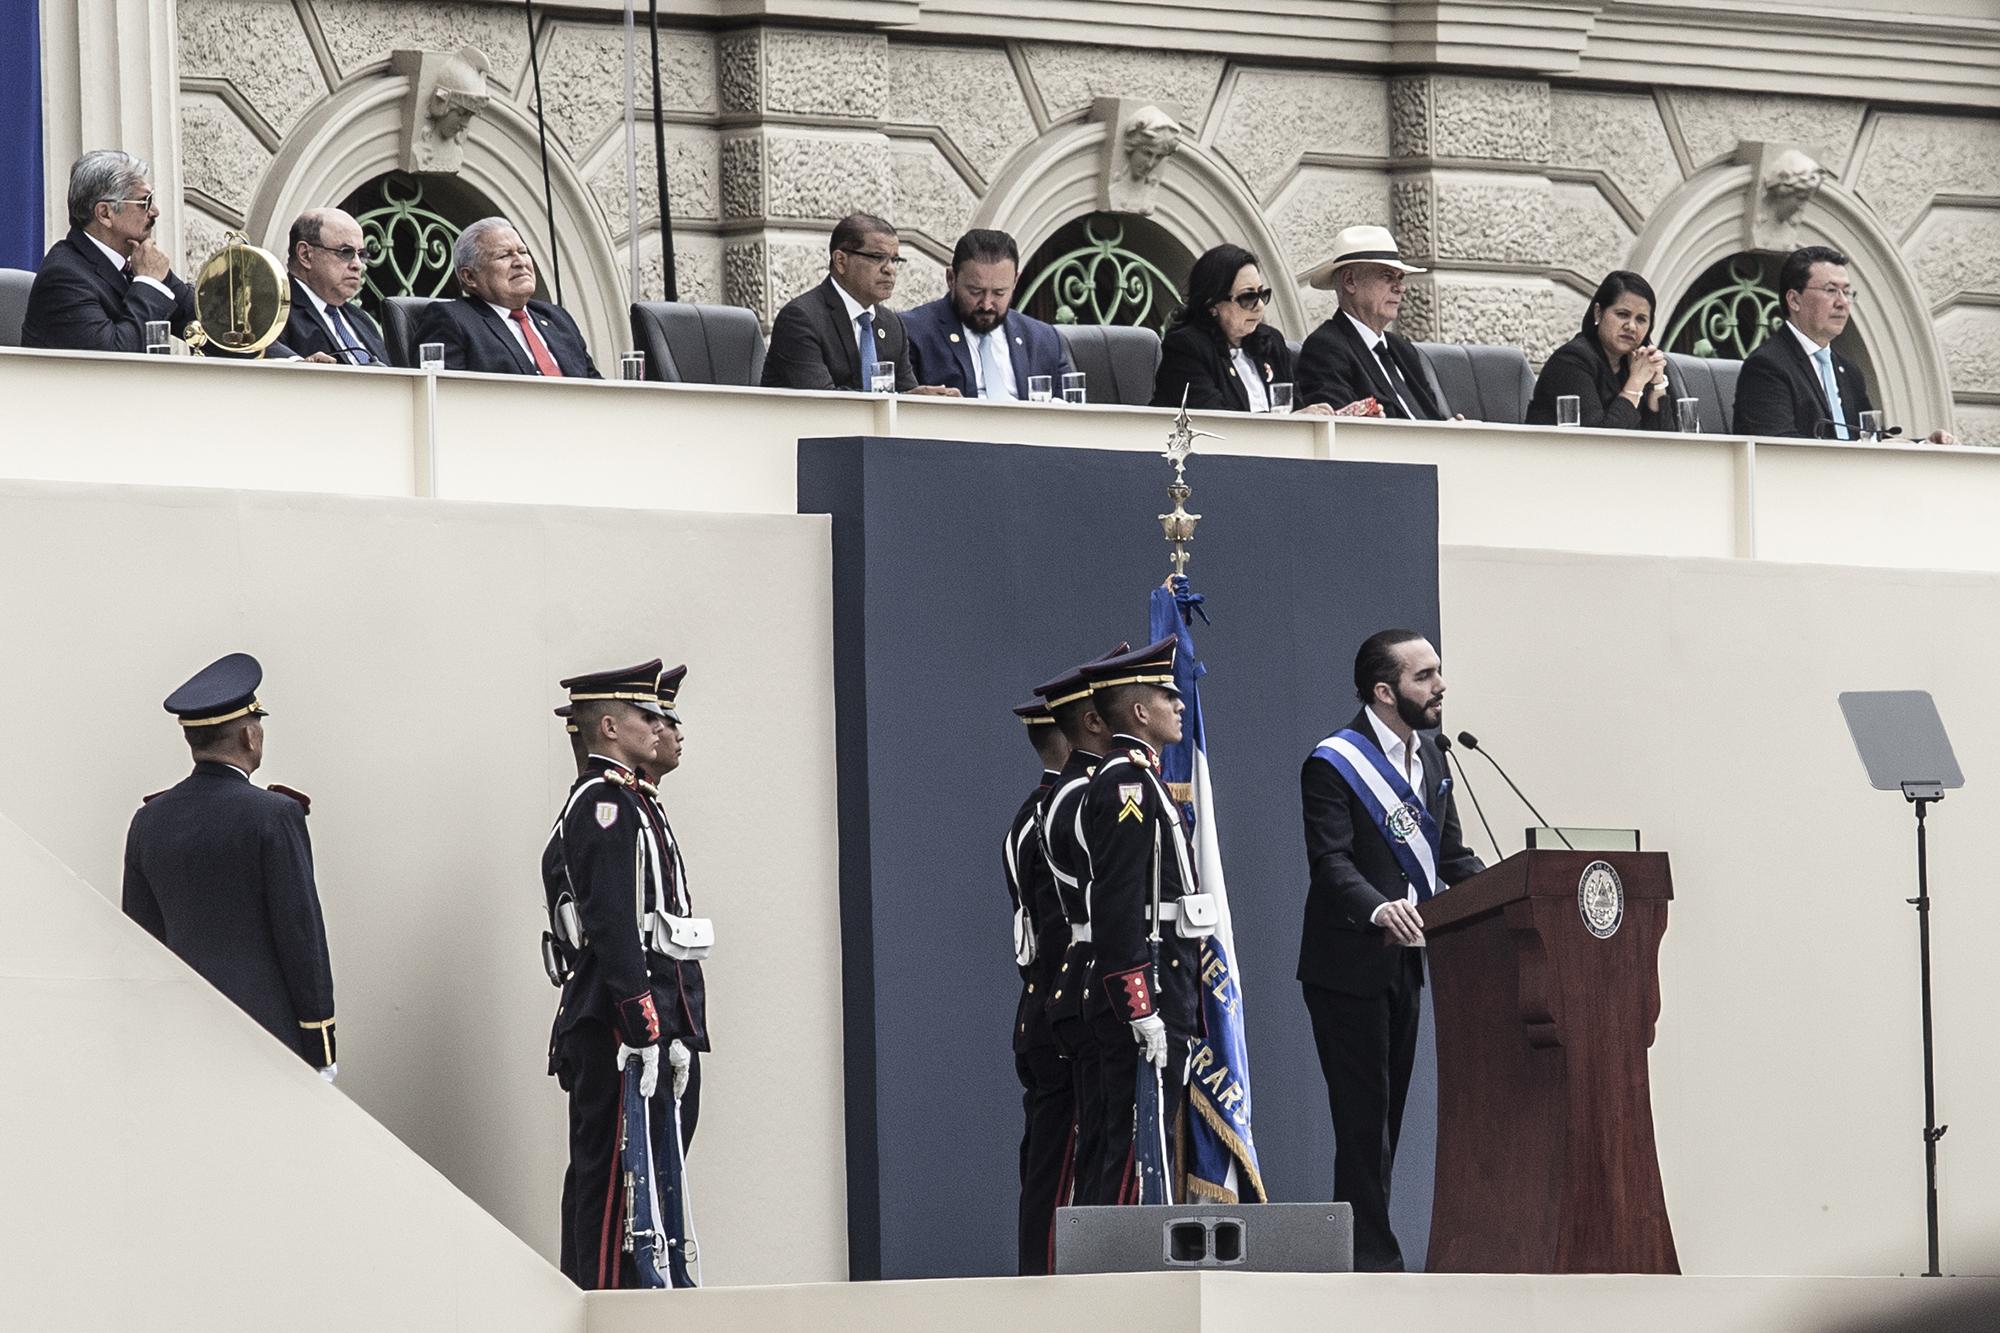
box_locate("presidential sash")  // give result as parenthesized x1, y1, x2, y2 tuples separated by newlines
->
(1310, 729, 1447, 901)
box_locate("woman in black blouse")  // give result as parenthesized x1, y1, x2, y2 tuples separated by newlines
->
(1150, 244, 1332, 415)
(1527, 270, 1681, 430)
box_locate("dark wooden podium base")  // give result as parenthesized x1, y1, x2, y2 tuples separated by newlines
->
(1421, 850, 1679, 1273)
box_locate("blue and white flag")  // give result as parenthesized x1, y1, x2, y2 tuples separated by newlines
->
(1150, 576, 1266, 1203)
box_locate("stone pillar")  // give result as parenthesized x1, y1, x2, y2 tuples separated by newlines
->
(1388, 74, 1571, 363)
(38, 0, 182, 258)
(718, 26, 894, 328)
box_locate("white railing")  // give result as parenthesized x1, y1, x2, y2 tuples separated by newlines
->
(5, 345, 1993, 572)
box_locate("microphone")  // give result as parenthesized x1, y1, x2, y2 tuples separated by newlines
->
(1435, 733, 1502, 861)
(1454, 731, 1572, 850)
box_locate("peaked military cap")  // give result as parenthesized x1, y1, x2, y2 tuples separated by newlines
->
(559, 659, 666, 718)
(1013, 698, 1056, 726)
(163, 652, 269, 727)
(1080, 633, 1180, 696)
(1033, 641, 1132, 709)
(655, 663, 687, 725)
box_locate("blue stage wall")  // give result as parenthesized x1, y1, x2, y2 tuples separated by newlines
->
(800, 436, 1447, 1280)
(0, 0, 45, 270)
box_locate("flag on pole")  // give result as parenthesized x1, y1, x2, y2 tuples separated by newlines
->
(1150, 575, 1266, 1203)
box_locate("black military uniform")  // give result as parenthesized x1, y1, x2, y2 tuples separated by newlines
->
(1005, 698, 1073, 1275)
(1031, 646, 1126, 1209)
(1078, 637, 1205, 1207)
(122, 653, 336, 1071)
(544, 661, 709, 1290)
(635, 665, 709, 1146)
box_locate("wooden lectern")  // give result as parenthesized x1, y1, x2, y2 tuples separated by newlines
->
(1419, 850, 1678, 1273)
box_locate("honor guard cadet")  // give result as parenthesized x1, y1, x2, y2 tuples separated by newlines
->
(1005, 697, 1073, 1275)
(634, 664, 709, 1149)
(122, 653, 337, 1076)
(1078, 636, 1213, 1206)
(542, 661, 712, 1289)
(1031, 642, 1128, 1208)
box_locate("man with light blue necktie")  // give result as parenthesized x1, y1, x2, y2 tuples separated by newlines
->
(902, 229, 1074, 400)
(760, 213, 957, 396)
(1734, 245, 1957, 443)
(280, 208, 390, 367)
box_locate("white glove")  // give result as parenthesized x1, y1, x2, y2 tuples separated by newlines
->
(319, 1063, 338, 1084)
(1130, 1014, 1167, 1069)
(667, 1039, 692, 1099)
(617, 1041, 661, 1099)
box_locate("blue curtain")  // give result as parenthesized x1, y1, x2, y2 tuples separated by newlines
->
(0, 0, 46, 270)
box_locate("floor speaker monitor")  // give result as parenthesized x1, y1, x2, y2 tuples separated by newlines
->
(1053, 1202, 1354, 1275)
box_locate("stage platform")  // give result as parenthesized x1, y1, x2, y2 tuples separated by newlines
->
(589, 1271, 2000, 1333)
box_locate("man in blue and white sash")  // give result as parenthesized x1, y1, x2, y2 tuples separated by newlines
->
(1296, 629, 1484, 1271)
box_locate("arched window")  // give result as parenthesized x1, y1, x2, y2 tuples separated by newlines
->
(337, 171, 511, 322)
(1662, 247, 1877, 389)
(1016, 213, 1191, 332)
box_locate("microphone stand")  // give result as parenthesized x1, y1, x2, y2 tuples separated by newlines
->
(1437, 735, 1502, 861)
(1456, 733, 1572, 850)
(1903, 780, 1947, 1277)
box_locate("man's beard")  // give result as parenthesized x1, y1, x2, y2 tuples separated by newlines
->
(956, 300, 1002, 334)
(1395, 689, 1441, 732)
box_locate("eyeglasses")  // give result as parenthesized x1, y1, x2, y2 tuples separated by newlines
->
(1229, 287, 1275, 310)
(308, 241, 380, 265)
(1807, 284, 1858, 301)
(103, 194, 154, 212)
(841, 248, 907, 269)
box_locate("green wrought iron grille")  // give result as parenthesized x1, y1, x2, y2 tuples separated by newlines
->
(1018, 217, 1183, 332)
(1664, 253, 1784, 359)
(343, 173, 468, 315)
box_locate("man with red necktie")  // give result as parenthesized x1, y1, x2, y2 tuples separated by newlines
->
(414, 216, 601, 377)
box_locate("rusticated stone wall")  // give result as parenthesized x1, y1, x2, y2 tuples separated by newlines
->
(174, 2, 1998, 438)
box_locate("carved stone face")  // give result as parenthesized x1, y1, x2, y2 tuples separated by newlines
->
(1120, 109, 1181, 185)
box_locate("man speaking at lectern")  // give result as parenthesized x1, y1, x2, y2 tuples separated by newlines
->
(1297, 629, 1484, 1271)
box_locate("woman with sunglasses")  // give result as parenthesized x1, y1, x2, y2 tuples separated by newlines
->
(1526, 269, 1681, 430)
(1151, 245, 1330, 414)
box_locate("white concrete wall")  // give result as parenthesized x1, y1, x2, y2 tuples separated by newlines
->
(0, 478, 847, 1288)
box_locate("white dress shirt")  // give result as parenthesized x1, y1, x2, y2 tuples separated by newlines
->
(1784, 319, 1830, 356)
(964, 323, 1019, 399)
(86, 230, 173, 299)
(1231, 345, 1270, 412)
(1365, 707, 1425, 922)
(299, 282, 369, 362)
(1344, 311, 1415, 417)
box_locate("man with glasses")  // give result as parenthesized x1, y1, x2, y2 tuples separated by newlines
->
(902, 228, 1072, 400)
(760, 212, 956, 395)
(23, 150, 196, 353)
(414, 216, 600, 377)
(1734, 245, 1957, 443)
(1294, 225, 1452, 421)
(281, 208, 389, 366)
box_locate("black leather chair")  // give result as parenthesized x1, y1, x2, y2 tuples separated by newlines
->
(629, 301, 767, 386)
(1664, 352, 1744, 433)
(1415, 342, 1534, 423)
(1708, 357, 1742, 432)
(1414, 343, 1478, 421)
(0, 267, 34, 347)
(383, 295, 448, 368)
(1054, 324, 1161, 406)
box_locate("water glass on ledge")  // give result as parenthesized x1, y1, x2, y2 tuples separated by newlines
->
(1270, 382, 1294, 414)
(1556, 394, 1581, 428)
(1859, 410, 1885, 441)
(1061, 371, 1087, 405)
(1027, 375, 1052, 402)
(621, 351, 646, 382)
(1676, 397, 1702, 434)
(869, 361, 896, 394)
(144, 321, 171, 355)
(419, 342, 445, 372)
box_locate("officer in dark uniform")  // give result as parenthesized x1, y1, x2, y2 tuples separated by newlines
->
(634, 664, 709, 1149)
(1031, 642, 1127, 1207)
(1005, 696, 1072, 1275)
(542, 660, 707, 1289)
(1078, 635, 1206, 1206)
(122, 652, 337, 1076)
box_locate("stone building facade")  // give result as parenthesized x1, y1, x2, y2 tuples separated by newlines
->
(105, 0, 2000, 439)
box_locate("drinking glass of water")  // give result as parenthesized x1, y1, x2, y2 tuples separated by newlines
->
(1555, 394, 1581, 428)
(1858, 410, 1885, 441)
(1027, 375, 1052, 402)
(144, 321, 172, 354)
(419, 342, 445, 371)
(1061, 371, 1087, 405)
(620, 351, 646, 382)
(1675, 396, 1701, 434)
(1269, 382, 1295, 414)
(870, 360, 896, 394)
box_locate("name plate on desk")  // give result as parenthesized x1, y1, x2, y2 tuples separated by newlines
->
(1526, 826, 1640, 852)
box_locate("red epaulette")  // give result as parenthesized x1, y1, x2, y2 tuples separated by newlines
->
(268, 783, 312, 815)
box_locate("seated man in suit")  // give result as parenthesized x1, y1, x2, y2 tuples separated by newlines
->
(1733, 245, 1956, 444)
(760, 213, 955, 395)
(281, 208, 388, 366)
(23, 149, 195, 353)
(414, 217, 599, 377)
(902, 228, 1070, 399)
(1295, 225, 1452, 420)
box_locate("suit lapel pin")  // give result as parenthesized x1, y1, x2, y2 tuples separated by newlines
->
(876, 326, 886, 339)
(949, 332, 960, 343)
(1014, 336, 1022, 345)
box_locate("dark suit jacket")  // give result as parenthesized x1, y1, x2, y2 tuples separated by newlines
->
(1295, 313, 1448, 419)
(122, 762, 336, 1067)
(1150, 322, 1295, 411)
(414, 295, 600, 378)
(761, 277, 918, 392)
(1527, 332, 1680, 431)
(22, 227, 195, 353)
(1296, 713, 1484, 998)
(281, 277, 389, 365)
(1732, 324, 1872, 439)
(902, 299, 1071, 398)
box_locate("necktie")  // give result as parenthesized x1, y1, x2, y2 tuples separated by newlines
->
(856, 310, 878, 388)
(1814, 346, 1848, 440)
(327, 305, 371, 365)
(976, 331, 1007, 400)
(1373, 341, 1428, 419)
(509, 307, 563, 377)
